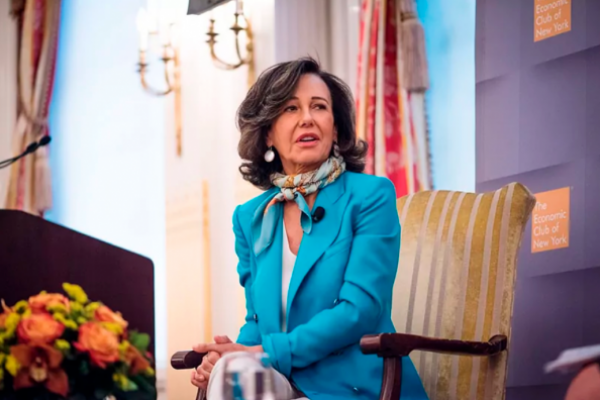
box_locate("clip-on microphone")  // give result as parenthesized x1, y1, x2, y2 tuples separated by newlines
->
(312, 206, 325, 223)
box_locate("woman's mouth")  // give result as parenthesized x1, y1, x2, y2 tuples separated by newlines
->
(296, 133, 320, 146)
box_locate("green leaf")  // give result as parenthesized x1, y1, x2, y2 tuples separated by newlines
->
(69, 393, 87, 400)
(130, 374, 156, 395)
(93, 388, 110, 400)
(79, 359, 90, 376)
(128, 331, 150, 354)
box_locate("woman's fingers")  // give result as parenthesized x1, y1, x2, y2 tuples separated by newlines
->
(198, 352, 219, 377)
(190, 334, 240, 390)
(196, 361, 211, 381)
(193, 335, 234, 353)
(190, 370, 208, 390)
(200, 352, 220, 374)
(190, 341, 228, 390)
(202, 351, 220, 374)
(214, 335, 233, 344)
(194, 342, 244, 354)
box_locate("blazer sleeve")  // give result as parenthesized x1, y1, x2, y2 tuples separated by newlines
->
(261, 178, 400, 377)
(233, 206, 262, 347)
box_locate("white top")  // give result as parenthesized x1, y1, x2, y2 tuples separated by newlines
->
(281, 222, 297, 332)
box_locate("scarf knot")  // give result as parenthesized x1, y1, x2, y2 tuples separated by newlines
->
(270, 155, 345, 206)
(252, 156, 346, 255)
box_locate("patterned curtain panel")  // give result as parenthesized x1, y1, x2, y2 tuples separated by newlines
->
(356, 0, 432, 197)
(5, 0, 61, 215)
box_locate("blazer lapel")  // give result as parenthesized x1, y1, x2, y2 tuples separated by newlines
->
(251, 188, 279, 257)
(285, 175, 350, 320)
(250, 196, 282, 333)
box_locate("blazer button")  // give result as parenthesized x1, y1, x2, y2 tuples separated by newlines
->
(253, 314, 258, 321)
(333, 299, 338, 305)
(352, 387, 360, 394)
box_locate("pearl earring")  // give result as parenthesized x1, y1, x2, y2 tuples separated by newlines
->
(264, 147, 275, 162)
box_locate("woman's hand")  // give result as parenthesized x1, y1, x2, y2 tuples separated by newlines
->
(190, 335, 232, 390)
(193, 341, 264, 356)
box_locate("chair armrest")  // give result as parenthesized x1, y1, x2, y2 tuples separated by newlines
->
(171, 350, 207, 369)
(360, 333, 507, 358)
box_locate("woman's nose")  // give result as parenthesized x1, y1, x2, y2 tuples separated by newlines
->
(299, 107, 315, 126)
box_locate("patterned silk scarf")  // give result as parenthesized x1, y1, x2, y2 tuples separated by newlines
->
(254, 156, 346, 254)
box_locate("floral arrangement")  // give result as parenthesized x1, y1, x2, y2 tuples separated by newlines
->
(0, 284, 155, 400)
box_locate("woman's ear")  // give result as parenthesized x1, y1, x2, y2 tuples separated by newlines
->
(266, 131, 273, 148)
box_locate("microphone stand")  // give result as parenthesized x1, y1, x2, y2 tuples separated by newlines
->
(0, 136, 52, 170)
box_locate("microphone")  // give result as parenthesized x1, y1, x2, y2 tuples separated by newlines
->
(312, 206, 325, 223)
(0, 136, 52, 170)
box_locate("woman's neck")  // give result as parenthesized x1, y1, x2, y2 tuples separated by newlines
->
(281, 161, 322, 176)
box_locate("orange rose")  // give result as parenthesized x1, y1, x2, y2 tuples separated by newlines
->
(17, 314, 65, 344)
(94, 306, 128, 330)
(28, 293, 70, 314)
(73, 323, 119, 368)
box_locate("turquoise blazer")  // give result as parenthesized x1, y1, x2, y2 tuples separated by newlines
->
(233, 171, 428, 400)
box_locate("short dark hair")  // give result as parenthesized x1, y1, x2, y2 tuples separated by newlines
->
(236, 57, 367, 190)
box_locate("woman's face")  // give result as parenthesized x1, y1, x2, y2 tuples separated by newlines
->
(267, 73, 336, 175)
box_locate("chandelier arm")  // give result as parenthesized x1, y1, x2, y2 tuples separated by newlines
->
(209, 45, 245, 70)
(233, 34, 244, 64)
(237, 14, 254, 65)
(138, 66, 173, 96)
(163, 62, 178, 91)
(207, 12, 254, 71)
(161, 44, 179, 91)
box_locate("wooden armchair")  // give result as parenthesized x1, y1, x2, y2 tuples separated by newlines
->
(171, 182, 536, 400)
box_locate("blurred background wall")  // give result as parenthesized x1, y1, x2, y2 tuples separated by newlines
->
(45, 0, 168, 379)
(419, 0, 476, 192)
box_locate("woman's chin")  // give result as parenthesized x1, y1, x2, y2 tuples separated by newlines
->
(293, 156, 329, 169)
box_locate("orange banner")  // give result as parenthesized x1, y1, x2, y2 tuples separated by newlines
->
(534, 0, 571, 42)
(531, 187, 570, 253)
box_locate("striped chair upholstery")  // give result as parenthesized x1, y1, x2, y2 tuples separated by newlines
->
(392, 183, 536, 400)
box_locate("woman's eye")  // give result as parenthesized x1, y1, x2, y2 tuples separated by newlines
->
(284, 105, 298, 112)
(314, 103, 327, 110)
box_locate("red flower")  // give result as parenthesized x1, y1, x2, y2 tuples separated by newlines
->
(123, 345, 150, 375)
(11, 343, 68, 397)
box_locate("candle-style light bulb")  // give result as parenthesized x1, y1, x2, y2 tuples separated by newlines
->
(158, 14, 171, 46)
(136, 8, 149, 51)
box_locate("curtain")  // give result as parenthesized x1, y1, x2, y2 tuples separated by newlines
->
(5, 0, 61, 215)
(356, 0, 432, 197)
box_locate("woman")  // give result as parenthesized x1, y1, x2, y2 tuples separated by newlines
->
(191, 57, 428, 399)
